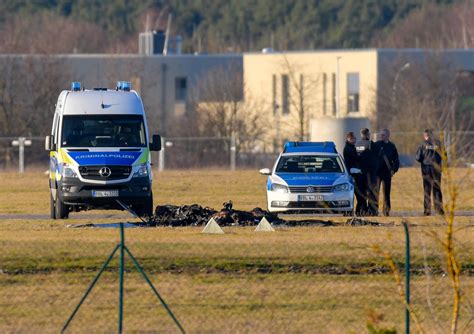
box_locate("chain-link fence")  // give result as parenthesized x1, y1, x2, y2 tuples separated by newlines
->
(1, 217, 472, 332)
(0, 131, 472, 172)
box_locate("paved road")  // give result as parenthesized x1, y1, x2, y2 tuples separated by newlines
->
(0, 211, 473, 220)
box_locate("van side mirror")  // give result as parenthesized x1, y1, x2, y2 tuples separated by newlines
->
(259, 168, 271, 175)
(150, 134, 162, 151)
(45, 135, 55, 151)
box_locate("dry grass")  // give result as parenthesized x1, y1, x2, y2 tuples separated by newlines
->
(0, 168, 473, 214)
(2, 272, 473, 333)
(0, 168, 473, 332)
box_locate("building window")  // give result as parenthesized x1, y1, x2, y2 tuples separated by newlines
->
(281, 74, 289, 114)
(175, 77, 187, 102)
(331, 73, 336, 116)
(347, 72, 360, 112)
(322, 73, 327, 115)
(272, 74, 277, 115)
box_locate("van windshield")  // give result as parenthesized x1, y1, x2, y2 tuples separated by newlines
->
(276, 155, 344, 173)
(61, 115, 146, 148)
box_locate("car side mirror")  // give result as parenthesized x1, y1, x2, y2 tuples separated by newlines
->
(45, 135, 55, 151)
(150, 134, 162, 151)
(259, 168, 271, 175)
(350, 168, 361, 174)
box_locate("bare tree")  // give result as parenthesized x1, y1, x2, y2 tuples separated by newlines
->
(0, 12, 108, 54)
(278, 56, 322, 141)
(373, 1, 474, 49)
(377, 53, 473, 161)
(190, 66, 268, 154)
(0, 55, 69, 168)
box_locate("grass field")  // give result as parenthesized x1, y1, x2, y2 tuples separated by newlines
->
(0, 168, 473, 333)
(1, 168, 473, 214)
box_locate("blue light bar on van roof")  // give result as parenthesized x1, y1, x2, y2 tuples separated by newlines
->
(71, 82, 81, 91)
(116, 81, 131, 92)
(283, 141, 337, 153)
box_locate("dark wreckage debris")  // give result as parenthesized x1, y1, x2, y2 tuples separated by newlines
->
(147, 200, 336, 227)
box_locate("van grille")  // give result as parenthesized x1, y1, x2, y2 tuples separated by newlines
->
(289, 186, 333, 193)
(79, 166, 132, 180)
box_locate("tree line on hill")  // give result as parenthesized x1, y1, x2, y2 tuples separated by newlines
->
(1, 0, 473, 54)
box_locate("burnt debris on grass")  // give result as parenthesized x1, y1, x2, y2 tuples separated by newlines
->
(66, 201, 383, 228)
(148, 200, 335, 227)
(344, 217, 382, 226)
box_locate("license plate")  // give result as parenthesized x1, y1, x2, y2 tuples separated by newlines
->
(92, 190, 119, 197)
(299, 195, 324, 201)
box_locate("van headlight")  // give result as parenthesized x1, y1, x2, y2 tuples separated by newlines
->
(61, 163, 78, 178)
(332, 183, 351, 192)
(271, 183, 289, 193)
(133, 164, 149, 178)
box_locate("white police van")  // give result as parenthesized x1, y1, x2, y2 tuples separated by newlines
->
(260, 142, 354, 214)
(45, 81, 161, 219)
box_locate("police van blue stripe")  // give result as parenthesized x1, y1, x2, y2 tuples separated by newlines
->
(67, 151, 142, 166)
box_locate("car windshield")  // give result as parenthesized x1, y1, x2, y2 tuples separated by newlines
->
(61, 115, 146, 148)
(276, 155, 344, 173)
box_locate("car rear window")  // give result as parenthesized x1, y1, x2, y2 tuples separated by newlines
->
(276, 155, 343, 173)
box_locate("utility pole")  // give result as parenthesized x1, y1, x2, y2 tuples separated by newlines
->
(11, 137, 32, 173)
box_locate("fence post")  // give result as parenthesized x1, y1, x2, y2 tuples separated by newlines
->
(118, 223, 125, 333)
(403, 221, 411, 334)
(11, 137, 31, 173)
(230, 134, 236, 171)
(158, 137, 165, 172)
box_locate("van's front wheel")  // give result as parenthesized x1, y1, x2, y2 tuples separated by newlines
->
(54, 193, 70, 219)
(50, 193, 56, 219)
(135, 193, 153, 218)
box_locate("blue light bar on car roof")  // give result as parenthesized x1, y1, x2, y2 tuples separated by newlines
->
(71, 82, 81, 91)
(116, 81, 132, 92)
(283, 141, 337, 153)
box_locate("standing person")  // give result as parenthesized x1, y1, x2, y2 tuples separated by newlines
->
(355, 128, 379, 216)
(376, 129, 399, 216)
(415, 129, 445, 216)
(343, 132, 364, 216)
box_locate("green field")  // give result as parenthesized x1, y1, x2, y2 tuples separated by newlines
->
(0, 169, 473, 333)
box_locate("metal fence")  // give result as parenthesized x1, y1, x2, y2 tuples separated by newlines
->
(1, 215, 472, 332)
(0, 131, 472, 172)
(0, 136, 278, 172)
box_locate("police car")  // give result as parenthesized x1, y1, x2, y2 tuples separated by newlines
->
(260, 142, 354, 214)
(45, 81, 161, 219)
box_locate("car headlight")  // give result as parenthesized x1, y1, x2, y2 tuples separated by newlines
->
(332, 183, 351, 192)
(271, 183, 289, 193)
(133, 164, 149, 178)
(61, 163, 78, 178)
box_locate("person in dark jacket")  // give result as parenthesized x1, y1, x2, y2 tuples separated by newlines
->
(343, 132, 363, 215)
(355, 128, 378, 216)
(375, 128, 399, 216)
(415, 129, 445, 215)
(343, 132, 358, 171)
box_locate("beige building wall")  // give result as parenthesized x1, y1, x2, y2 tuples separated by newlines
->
(243, 50, 378, 151)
